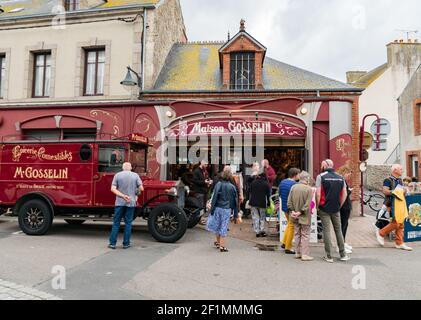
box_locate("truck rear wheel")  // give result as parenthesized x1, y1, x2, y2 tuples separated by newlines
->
(18, 199, 53, 235)
(64, 219, 86, 225)
(148, 203, 187, 243)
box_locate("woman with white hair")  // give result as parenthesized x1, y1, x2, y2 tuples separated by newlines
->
(287, 171, 314, 261)
(206, 166, 238, 252)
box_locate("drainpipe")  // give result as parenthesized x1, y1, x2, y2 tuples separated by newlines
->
(141, 9, 147, 91)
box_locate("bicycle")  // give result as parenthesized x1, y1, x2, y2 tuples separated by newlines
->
(361, 190, 385, 212)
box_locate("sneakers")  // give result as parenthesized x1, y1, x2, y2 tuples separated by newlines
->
(285, 249, 296, 255)
(345, 248, 353, 254)
(108, 244, 116, 250)
(395, 244, 413, 251)
(345, 243, 353, 251)
(295, 254, 302, 259)
(123, 244, 131, 249)
(376, 229, 385, 246)
(340, 255, 351, 262)
(323, 256, 334, 263)
(301, 255, 314, 262)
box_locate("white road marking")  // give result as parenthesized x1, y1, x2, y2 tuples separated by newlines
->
(12, 231, 23, 235)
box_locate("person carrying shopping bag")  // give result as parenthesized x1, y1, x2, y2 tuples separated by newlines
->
(206, 166, 238, 252)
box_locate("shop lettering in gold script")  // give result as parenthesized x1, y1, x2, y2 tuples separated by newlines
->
(336, 138, 351, 158)
(12, 146, 73, 162)
(13, 167, 69, 180)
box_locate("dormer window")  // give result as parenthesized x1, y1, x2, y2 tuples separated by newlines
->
(230, 52, 255, 90)
(219, 20, 266, 90)
(65, 0, 80, 11)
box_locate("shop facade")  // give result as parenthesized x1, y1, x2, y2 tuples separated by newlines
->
(0, 19, 363, 208)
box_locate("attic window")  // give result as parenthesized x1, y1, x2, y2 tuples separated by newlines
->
(65, 0, 80, 11)
(230, 52, 255, 90)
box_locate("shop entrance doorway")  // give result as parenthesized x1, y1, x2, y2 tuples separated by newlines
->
(167, 138, 307, 187)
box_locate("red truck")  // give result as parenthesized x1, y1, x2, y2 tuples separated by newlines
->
(0, 133, 202, 243)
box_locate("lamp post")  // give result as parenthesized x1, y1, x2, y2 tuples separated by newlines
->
(359, 114, 380, 217)
(120, 66, 142, 97)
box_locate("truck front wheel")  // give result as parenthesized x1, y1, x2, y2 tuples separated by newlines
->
(148, 203, 187, 243)
(18, 199, 53, 235)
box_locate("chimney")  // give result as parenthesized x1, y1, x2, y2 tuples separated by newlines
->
(387, 39, 421, 69)
(346, 71, 368, 84)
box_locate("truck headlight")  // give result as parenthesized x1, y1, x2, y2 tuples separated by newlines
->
(167, 187, 177, 197)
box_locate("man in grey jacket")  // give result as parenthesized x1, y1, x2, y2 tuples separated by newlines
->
(287, 171, 314, 261)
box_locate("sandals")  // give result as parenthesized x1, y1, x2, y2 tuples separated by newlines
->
(214, 242, 220, 249)
(220, 246, 229, 252)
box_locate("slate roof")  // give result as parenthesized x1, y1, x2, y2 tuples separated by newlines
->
(153, 42, 359, 92)
(347, 63, 388, 88)
(0, 0, 159, 19)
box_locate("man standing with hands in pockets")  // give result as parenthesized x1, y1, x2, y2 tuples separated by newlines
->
(108, 162, 143, 249)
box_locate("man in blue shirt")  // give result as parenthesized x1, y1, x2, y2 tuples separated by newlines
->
(279, 168, 301, 254)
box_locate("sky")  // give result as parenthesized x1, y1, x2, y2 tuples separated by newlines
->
(179, 0, 421, 83)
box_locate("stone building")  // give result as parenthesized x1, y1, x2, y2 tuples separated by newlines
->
(398, 64, 421, 180)
(0, 0, 187, 104)
(0, 3, 364, 211)
(347, 40, 421, 166)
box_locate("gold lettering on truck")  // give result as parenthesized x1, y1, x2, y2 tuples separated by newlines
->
(13, 167, 69, 180)
(12, 146, 73, 162)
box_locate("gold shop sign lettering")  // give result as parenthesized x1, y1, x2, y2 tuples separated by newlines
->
(12, 146, 73, 162)
(14, 167, 69, 180)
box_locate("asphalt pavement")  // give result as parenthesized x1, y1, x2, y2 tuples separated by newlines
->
(0, 216, 420, 300)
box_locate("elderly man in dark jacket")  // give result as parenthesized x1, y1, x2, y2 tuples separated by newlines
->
(192, 160, 212, 224)
(249, 173, 272, 237)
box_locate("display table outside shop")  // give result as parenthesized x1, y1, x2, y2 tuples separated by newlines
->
(404, 195, 421, 242)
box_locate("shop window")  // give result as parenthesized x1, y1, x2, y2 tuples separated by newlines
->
(0, 54, 5, 98)
(230, 52, 255, 90)
(23, 128, 96, 141)
(62, 128, 96, 140)
(23, 129, 60, 141)
(32, 52, 51, 98)
(84, 48, 105, 96)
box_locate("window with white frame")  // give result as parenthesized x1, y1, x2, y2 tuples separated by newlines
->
(33, 52, 51, 98)
(0, 55, 5, 98)
(84, 49, 105, 96)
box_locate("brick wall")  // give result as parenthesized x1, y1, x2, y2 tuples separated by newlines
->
(220, 34, 265, 89)
(351, 97, 362, 215)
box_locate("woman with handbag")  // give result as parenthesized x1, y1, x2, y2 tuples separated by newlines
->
(206, 166, 238, 252)
(249, 173, 272, 238)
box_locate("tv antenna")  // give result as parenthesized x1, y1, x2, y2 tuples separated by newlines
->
(395, 29, 418, 41)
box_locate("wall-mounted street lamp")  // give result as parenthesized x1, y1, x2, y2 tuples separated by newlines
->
(120, 66, 142, 93)
(300, 107, 309, 115)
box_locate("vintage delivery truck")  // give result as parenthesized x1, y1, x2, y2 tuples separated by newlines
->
(0, 133, 202, 243)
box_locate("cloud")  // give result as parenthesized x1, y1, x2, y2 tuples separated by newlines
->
(180, 0, 421, 82)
